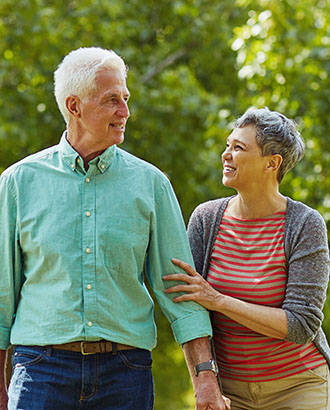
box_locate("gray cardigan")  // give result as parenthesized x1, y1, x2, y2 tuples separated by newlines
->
(187, 196, 330, 366)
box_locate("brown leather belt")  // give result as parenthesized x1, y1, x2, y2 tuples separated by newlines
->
(51, 340, 135, 355)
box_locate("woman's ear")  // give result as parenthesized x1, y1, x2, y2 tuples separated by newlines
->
(65, 95, 81, 118)
(267, 154, 283, 173)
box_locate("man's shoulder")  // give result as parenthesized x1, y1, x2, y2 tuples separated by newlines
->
(1, 145, 58, 179)
(116, 147, 169, 182)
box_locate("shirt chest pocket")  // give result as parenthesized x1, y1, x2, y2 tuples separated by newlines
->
(103, 216, 150, 275)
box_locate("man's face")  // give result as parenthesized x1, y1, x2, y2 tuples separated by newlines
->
(77, 67, 130, 151)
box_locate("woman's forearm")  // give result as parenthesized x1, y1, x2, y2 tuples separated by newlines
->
(164, 258, 288, 340)
(214, 293, 288, 339)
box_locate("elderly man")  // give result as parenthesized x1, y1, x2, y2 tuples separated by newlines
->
(0, 47, 228, 410)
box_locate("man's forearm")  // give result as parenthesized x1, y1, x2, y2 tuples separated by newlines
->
(182, 336, 213, 391)
(183, 337, 228, 410)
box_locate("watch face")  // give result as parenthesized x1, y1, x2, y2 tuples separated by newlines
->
(210, 359, 218, 375)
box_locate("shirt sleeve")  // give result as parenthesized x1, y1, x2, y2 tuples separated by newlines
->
(283, 209, 330, 345)
(0, 173, 23, 349)
(145, 178, 212, 345)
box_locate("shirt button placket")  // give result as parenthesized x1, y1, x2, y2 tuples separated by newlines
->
(82, 175, 97, 335)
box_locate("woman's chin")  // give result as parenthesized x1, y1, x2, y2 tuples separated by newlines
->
(222, 176, 234, 188)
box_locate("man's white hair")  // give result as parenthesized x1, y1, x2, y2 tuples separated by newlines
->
(54, 47, 127, 123)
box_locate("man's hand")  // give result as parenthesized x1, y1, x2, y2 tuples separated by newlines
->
(195, 372, 230, 410)
(181, 338, 230, 410)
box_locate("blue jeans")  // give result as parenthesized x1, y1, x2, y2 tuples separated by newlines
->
(8, 345, 154, 410)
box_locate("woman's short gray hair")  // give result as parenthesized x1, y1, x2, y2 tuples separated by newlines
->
(235, 107, 305, 183)
(54, 47, 127, 124)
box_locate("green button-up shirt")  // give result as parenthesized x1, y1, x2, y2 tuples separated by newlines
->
(0, 133, 212, 350)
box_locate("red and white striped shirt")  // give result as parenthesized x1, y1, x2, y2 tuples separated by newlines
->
(208, 210, 326, 382)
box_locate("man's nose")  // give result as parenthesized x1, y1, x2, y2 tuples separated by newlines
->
(117, 100, 130, 118)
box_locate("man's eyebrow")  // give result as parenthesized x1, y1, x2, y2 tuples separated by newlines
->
(102, 90, 130, 99)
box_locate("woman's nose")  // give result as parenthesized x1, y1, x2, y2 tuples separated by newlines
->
(222, 149, 231, 161)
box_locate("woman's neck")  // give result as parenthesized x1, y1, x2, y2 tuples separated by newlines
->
(227, 190, 287, 219)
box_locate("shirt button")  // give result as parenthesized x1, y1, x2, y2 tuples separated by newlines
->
(77, 158, 81, 163)
(88, 321, 93, 327)
(71, 164, 75, 169)
(85, 248, 91, 254)
(85, 177, 90, 183)
(85, 211, 91, 217)
(101, 164, 105, 169)
(87, 284, 92, 290)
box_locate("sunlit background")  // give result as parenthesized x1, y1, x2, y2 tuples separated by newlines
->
(1, 0, 329, 408)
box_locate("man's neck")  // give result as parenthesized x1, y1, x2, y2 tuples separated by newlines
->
(66, 128, 107, 171)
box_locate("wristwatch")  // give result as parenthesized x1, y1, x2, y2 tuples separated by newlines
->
(194, 359, 218, 377)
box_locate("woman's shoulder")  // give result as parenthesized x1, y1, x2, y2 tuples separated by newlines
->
(286, 197, 327, 233)
(191, 196, 233, 220)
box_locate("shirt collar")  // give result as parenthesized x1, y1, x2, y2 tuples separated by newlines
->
(58, 131, 117, 173)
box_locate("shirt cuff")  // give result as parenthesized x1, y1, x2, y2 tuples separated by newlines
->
(171, 310, 213, 345)
(0, 326, 11, 350)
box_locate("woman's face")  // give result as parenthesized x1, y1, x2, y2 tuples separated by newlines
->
(221, 124, 271, 191)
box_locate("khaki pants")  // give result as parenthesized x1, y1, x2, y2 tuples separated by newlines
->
(221, 364, 330, 410)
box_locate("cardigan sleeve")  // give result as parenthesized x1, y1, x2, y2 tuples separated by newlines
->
(283, 208, 330, 345)
(187, 198, 231, 278)
(187, 205, 205, 276)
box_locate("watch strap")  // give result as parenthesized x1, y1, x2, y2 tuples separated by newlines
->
(194, 359, 218, 376)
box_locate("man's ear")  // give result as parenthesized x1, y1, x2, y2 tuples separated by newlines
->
(266, 154, 283, 173)
(65, 95, 81, 118)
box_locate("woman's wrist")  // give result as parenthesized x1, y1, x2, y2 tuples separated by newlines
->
(212, 291, 226, 312)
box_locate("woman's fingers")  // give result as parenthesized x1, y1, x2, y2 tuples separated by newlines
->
(172, 293, 196, 303)
(163, 273, 194, 283)
(164, 283, 196, 294)
(163, 258, 222, 311)
(171, 258, 199, 276)
(163, 258, 200, 283)
(163, 258, 208, 303)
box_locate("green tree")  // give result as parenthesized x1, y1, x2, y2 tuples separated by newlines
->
(1, 1, 329, 408)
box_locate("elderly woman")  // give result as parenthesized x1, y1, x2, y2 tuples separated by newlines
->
(164, 108, 330, 410)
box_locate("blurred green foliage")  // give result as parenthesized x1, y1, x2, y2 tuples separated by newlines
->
(1, 0, 329, 408)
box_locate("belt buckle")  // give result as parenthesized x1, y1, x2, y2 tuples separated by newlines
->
(80, 342, 95, 355)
